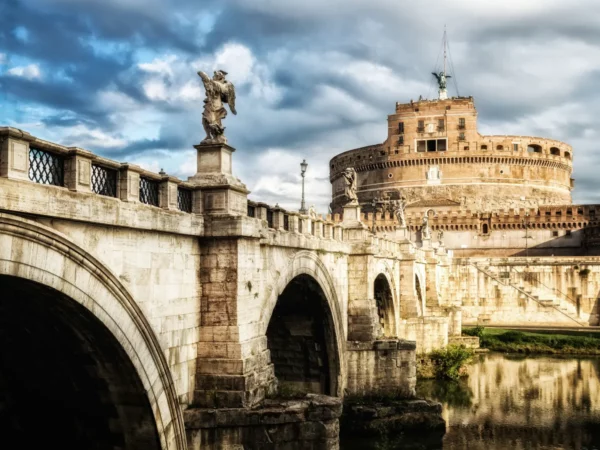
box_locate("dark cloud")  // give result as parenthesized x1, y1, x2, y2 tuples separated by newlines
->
(4, 0, 600, 209)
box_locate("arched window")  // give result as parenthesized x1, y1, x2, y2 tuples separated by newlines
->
(496, 145, 503, 151)
(550, 147, 560, 156)
(482, 223, 489, 234)
(481, 145, 488, 150)
(527, 144, 542, 154)
(564, 151, 571, 160)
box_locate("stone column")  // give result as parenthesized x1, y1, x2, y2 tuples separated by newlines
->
(255, 203, 268, 221)
(288, 213, 300, 233)
(188, 143, 249, 215)
(191, 187, 203, 214)
(399, 258, 420, 319)
(119, 164, 142, 203)
(347, 254, 382, 341)
(271, 206, 285, 231)
(323, 222, 333, 239)
(64, 147, 94, 193)
(159, 175, 180, 210)
(0, 127, 34, 181)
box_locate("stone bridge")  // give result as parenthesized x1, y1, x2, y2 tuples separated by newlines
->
(0, 127, 456, 449)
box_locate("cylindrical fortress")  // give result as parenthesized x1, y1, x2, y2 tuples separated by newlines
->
(330, 97, 573, 213)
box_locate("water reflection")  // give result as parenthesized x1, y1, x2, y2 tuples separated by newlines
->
(342, 354, 600, 449)
(423, 353, 600, 449)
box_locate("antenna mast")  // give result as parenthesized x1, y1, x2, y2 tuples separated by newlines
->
(434, 25, 451, 100)
(443, 25, 447, 78)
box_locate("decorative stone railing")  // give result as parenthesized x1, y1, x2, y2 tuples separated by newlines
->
(246, 199, 408, 255)
(365, 204, 600, 234)
(1, 127, 198, 213)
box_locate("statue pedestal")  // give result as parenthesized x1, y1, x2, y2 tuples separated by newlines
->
(342, 202, 365, 228)
(395, 226, 409, 241)
(188, 142, 248, 216)
(422, 237, 432, 250)
(341, 202, 368, 240)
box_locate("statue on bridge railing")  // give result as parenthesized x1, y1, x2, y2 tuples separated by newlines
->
(421, 216, 431, 240)
(392, 196, 407, 228)
(342, 168, 358, 205)
(197, 69, 237, 145)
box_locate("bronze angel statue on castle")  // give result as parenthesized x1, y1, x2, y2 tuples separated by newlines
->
(197, 69, 237, 144)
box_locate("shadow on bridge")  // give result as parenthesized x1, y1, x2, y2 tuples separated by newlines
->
(266, 274, 340, 397)
(0, 275, 161, 450)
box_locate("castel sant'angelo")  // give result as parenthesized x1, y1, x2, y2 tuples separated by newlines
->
(329, 54, 600, 259)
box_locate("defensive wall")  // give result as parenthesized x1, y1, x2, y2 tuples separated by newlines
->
(0, 126, 456, 449)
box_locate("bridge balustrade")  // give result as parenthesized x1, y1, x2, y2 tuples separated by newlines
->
(91, 164, 117, 197)
(29, 147, 64, 187)
(177, 187, 192, 213)
(139, 176, 160, 206)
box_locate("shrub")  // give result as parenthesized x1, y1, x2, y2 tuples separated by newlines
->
(428, 345, 474, 380)
(498, 331, 526, 343)
(463, 326, 485, 339)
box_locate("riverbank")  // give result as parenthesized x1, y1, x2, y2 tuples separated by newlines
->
(463, 326, 600, 355)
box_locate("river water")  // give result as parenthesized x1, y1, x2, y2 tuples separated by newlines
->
(342, 353, 600, 449)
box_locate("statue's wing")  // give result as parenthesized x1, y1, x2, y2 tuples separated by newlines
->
(224, 81, 237, 115)
(431, 72, 440, 81)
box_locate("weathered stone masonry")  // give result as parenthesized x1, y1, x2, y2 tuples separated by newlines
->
(0, 126, 455, 449)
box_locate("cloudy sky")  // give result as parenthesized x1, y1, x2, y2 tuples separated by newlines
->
(2, 0, 600, 212)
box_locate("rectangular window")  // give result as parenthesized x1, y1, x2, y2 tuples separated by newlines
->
(416, 139, 447, 152)
(398, 122, 404, 134)
(513, 143, 519, 152)
(247, 205, 256, 217)
(458, 118, 466, 129)
(283, 214, 289, 231)
(566, 230, 572, 238)
(417, 120, 425, 132)
(459, 132, 465, 141)
(438, 119, 445, 131)
(398, 135, 404, 145)
(552, 230, 559, 237)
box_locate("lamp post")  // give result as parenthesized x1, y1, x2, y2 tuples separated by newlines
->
(300, 159, 308, 214)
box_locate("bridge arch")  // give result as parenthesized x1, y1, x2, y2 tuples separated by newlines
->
(261, 251, 345, 397)
(0, 214, 186, 450)
(372, 259, 399, 336)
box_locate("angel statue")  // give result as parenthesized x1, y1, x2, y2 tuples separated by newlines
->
(342, 168, 358, 205)
(308, 205, 317, 219)
(432, 71, 451, 91)
(393, 196, 407, 228)
(197, 69, 237, 144)
(421, 216, 431, 240)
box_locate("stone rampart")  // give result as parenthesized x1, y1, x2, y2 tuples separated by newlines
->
(451, 257, 600, 326)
